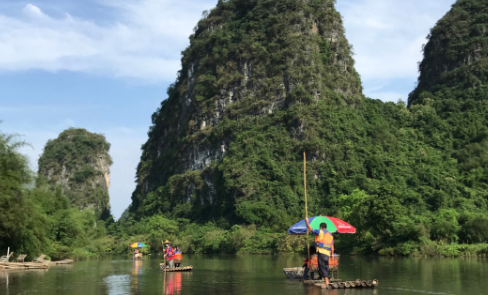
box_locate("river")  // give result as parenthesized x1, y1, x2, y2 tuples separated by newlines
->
(0, 255, 486, 295)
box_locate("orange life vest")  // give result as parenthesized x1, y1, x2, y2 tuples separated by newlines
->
(174, 252, 182, 260)
(315, 230, 333, 252)
(309, 255, 318, 268)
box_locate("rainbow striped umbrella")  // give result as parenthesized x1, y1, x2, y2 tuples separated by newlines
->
(129, 242, 147, 248)
(288, 216, 356, 235)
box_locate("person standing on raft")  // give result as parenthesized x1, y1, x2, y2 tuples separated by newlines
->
(163, 240, 175, 268)
(305, 220, 334, 285)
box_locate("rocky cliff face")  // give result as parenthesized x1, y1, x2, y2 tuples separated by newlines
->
(406, 0, 488, 198)
(131, 0, 362, 219)
(409, 0, 488, 105)
(38, 128, 112, 217)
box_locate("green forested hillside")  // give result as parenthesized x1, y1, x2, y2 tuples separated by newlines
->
(130, 0, 362, 221)
(130, 0, 363, 221)
(0, 130, 115, 260)
(119, 0, 488, 256)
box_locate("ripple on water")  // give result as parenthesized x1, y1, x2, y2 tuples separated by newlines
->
(104, 274, 131, 295)
(387, 287, 455, 295)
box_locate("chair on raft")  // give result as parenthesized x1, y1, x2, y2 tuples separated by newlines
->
(33, 254, 46, 263)
(16, 254, 27, 263)
(0, 252, 14, 263)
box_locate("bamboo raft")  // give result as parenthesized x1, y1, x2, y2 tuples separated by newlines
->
(0, 262, 49, 270)
(283, 267, 339, 280)
(284, 268, 378, 289)
(49, 259, 73, 265)
(308, 279, 379, 289)
(159, 264, 193, 272)
(283, 267, 304, 279)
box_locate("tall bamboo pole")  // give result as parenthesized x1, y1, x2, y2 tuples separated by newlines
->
(304, 150, 311, 279)
(162, 241, 167, 294)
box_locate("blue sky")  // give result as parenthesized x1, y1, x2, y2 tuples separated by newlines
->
(0, 0, 455, 218)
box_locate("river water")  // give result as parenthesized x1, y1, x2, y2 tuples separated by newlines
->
(1, 255, 486, 295)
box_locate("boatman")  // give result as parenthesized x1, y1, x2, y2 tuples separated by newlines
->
(305, 219, 334, 285)
(163, 240, 175, 268)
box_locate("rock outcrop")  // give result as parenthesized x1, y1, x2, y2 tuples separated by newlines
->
(407, 0, 488, 191)
(38, 128, 112, 217)
(409, 0, 488, 105)
(130, 0, 363, 220)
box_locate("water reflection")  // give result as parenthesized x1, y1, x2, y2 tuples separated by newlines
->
(303, 285, 321, 295)
(132, 259, 143, 293)
(164, 272, 182, 295)
(105, 259, 143, 295)
(1, 269, 48, 295)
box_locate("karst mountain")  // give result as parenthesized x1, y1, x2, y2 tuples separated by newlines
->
(38, 128, 112, 218)
(126, 0, 488, 249)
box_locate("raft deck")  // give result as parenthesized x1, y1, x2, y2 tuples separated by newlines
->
(159, 264, 193, 272)
(304, 279, 379, 289)
(0, 262, 49, 270)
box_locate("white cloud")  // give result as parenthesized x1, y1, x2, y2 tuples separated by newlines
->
(23, 4, 45, 18)
(0, 0, 456, 91)
(0, 0, 214, 81)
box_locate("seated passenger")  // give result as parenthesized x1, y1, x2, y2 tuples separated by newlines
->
(303, 247, 318, 280)
(174, 247, 183, 267)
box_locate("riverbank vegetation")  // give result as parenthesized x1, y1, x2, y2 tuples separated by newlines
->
(2, 126, 488, 259)
(113, 209, 488, 257)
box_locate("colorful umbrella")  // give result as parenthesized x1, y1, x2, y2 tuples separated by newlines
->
(129, 242, 147, 248)
(288, 216, 356, 235)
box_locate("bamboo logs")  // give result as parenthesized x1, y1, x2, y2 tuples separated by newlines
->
(309, 279, 379, 289)
(0, 262, 49, 270)
(160, 265, 193, 272)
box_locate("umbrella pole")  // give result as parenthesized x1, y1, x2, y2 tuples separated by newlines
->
(304, 150, 311, 280)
